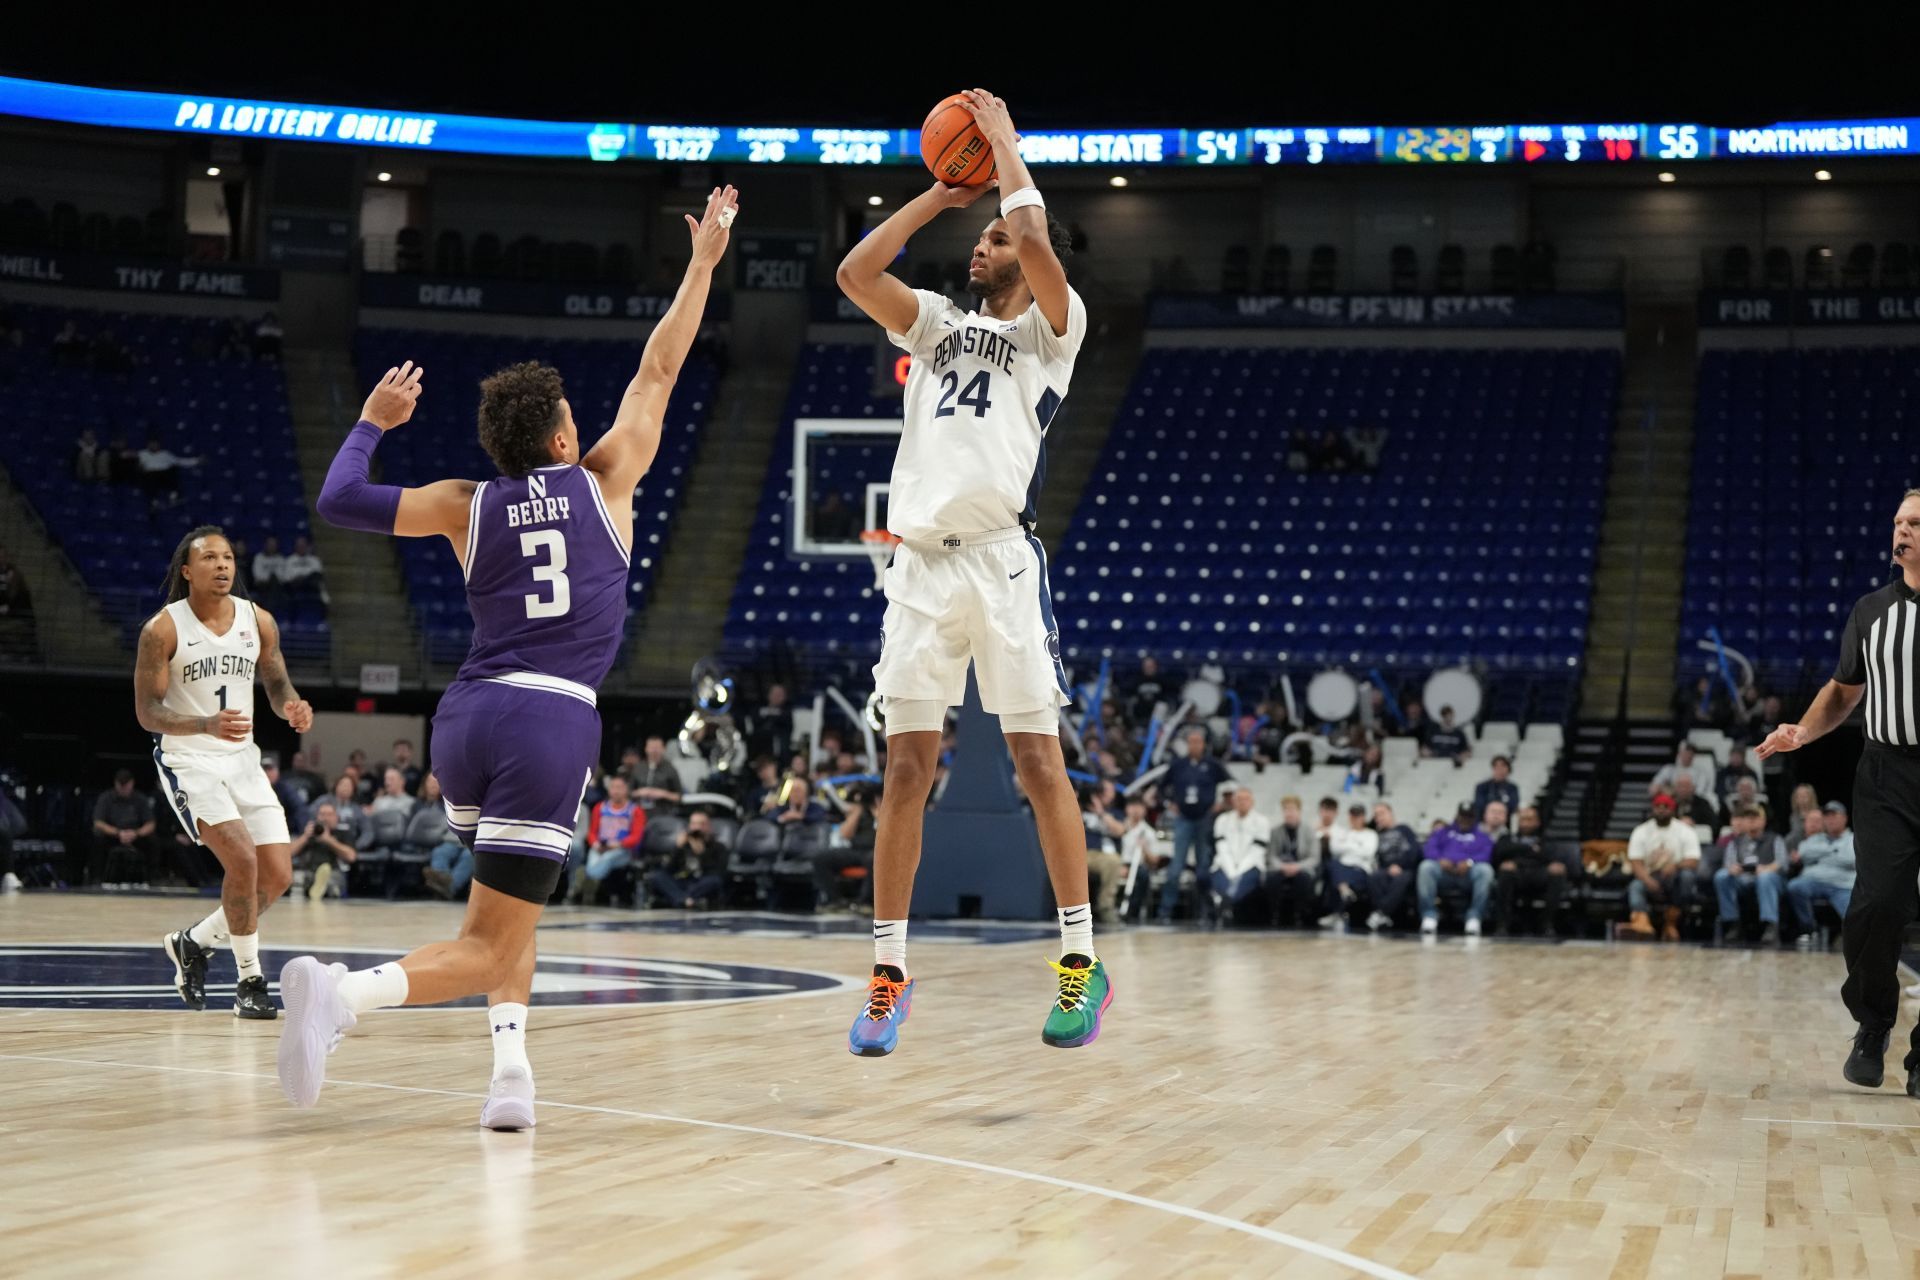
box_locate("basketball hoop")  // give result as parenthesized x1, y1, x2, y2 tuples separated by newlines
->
(859, 529, 901, 591)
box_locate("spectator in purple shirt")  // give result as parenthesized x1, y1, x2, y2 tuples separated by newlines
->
(1418, 802, 1495, 936)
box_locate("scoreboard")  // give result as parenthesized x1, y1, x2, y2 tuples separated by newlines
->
(1, 75, 1916, 170)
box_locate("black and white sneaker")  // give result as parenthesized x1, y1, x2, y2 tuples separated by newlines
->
(162, 930, 210, 1011)
(234, 975, 278, 1020)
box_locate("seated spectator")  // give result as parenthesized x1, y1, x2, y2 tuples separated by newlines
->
(1650, 741, 1715, 804)
(73, 429, 108, 482)
(290, 801, 360, 900)
(1080, 781, 1128, 924)
(1725, 776, 1763, 818)
(1621, 793, 1703, 940)
(1396, 698, 1432, 747)
(773, 778, 830, 826)
(1118, 795, 1164, 914)
(1473, 756, 1520, 821)
(1155, 726, 1231, 924)
(380, 740, 422, 796)
(344, 751, 375, 803)
(0, 547, 30, 619)
(1789, 801, 1856, 945)
(567, 775, 645, 905)
(1366, 802, 1422, 931)
(1209, 786, 1270, 925)
(366, 765, 412, 816)
(1423, 705, 1470, 764)
(136, 434, 198, 509)
(50, 320, 85, 367)
(747, 684, 794, 761)
(1493, 805, 1567, 936)
(1345, 743, 1384, 790)
(1322, 802, 1378, 927)
(249, 536, 286, 606)
(281, 536, 327, 605)
(1418, 803, 1495, 935)
(811, 783, 878, 910)
(1786, 806, 1823, 860)
(1713, 802, 1784, 944)
(630, 736, 683, 814)
(253, 311, 284, 360)
(324, 773, 369, 847)
(261, 755, 300, 822)
(1784, 784, 1820, 850)
(1265, 795, 1319, 927)
(744, 757, 783, 816)
(104, 433, 139, 484)
(89, 769, 156, 887)
(1716, 745, 1759, 808)
(1249, 699, 1295, 769)
(1126, 655, 1171, 726)
(1671, 773, 1718, 840)
(1674, 675, 1724, 731)
(1345, 424, 1388, 471)
(650, 810, 729, 909)
(277, 750, 323, 815)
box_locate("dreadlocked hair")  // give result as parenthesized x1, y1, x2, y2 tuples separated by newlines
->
(162, 524, 231, 605)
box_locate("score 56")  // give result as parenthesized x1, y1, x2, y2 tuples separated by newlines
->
(1653, 125, 1702, 160)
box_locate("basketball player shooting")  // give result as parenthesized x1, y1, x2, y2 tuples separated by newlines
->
(834, 90, 1110, 1056)
(275, 185, 739, 1127)
(140, 526, 313, 1020)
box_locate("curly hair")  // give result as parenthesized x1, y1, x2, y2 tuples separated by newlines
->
(477, 361, 565, 478)
(1044, 212, 1075, 267)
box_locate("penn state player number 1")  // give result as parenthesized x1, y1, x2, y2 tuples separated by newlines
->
(519, 529, 571, 618)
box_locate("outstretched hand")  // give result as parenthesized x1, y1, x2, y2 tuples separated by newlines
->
(361, 360, 423, 431)
(685, 185, 739, 268)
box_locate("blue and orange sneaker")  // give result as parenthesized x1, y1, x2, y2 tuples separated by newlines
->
(848, 964, 913, 1057)
(1041, 953, 1112, 1048)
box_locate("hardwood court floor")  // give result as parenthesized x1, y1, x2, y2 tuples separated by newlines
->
(4, 895, 1920, 1280)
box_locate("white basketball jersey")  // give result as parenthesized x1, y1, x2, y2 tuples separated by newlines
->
(158, 596, 261, 756)
(885, 285, 1088, 540)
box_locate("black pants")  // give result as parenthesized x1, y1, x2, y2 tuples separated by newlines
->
(812, 847, 873, 906)
(1265, 865, 1319, 926)
(1842, 746, 1920, 1064)
(1496, 864, 1567, 935)
(89, 834, 158, 884)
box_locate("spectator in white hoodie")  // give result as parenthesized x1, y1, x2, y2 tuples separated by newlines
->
(1322, 801, 1379, 927)
(1209, 787, 1271, 924)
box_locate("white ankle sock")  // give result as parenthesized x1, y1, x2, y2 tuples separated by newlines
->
(337, 963, 411, 1016)
(188, 907, 229, 950)
(230, 932, 261, 981)
(489, 1003, 532, 1080)
(1058, 904, 1095, 960)
(873, 919, 908, 972)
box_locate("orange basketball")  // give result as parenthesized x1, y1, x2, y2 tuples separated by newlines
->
(921, 94, 997, 188)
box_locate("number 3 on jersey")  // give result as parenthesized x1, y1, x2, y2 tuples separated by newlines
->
(519, 529, 571, 619)
(935, 370, 994, 419)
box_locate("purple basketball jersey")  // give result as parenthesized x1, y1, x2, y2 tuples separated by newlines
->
(455, 463, 631, 689)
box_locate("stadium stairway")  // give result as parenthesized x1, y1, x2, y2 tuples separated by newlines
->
(0, 460, 125, 670)
(1034, 301, 1145, 556)
(627, 298, 805, 690)
(1579, 302, 1697, 721)
(283, 347, 418, 686)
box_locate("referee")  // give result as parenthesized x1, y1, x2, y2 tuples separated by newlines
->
(1759, 488, 1920, 1094)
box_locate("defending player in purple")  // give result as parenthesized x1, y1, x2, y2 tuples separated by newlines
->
(276, 184, 741, 1130)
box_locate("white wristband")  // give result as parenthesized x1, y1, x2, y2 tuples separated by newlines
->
(999, 186, 1045, 218)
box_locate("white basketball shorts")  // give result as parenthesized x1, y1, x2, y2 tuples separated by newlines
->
(154, 747, 291, 847)
(872, 526, 1072, 717)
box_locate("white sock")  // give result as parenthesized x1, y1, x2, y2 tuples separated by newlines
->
(230, 931, 261, 982)
(1058, 904, 1095, 961)
(873, 919, 907, 973)
(188, 907, 229, 950)
(337, 963, 411, 1016)
(489, 1003, 532, 1080)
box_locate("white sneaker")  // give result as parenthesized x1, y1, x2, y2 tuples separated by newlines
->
(481, 1067, 536, 1131)
(1365, 911, 1389, 931)
(1, 872, 21, 894)
(1420, 916, 1439, 935)
(1465, 918, 1482, 937)
(276, 957, 358, 1108)
(1317, 912, 1344, 930)
(307, 862, 333, 902)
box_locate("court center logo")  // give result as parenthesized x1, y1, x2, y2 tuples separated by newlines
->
(0, 943, 856, 1011)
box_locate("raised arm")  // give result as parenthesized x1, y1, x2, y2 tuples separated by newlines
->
(582, 185, 738, 498)
(134, 611, 247, 741)
(962, 90, 1070, 338)
(254, 607, 314, 733)
(836, 179, 997, 334)
(318, 361, 479, 557)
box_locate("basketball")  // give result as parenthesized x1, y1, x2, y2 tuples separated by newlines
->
(921, 93, 997, 187)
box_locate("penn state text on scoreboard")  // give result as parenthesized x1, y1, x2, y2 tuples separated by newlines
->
(1, 76, 1916, 168)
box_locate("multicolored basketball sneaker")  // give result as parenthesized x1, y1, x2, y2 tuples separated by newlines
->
(1041, 953, 1112, 1048)
(848, 964, 914, 1057)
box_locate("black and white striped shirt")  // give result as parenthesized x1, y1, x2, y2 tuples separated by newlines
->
(1835, 579, 1920, 746)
